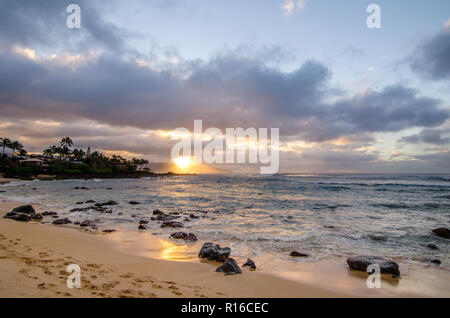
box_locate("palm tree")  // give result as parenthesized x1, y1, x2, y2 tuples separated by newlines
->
(60, 137, 73, 149)
(0, 137, 11, 155)
(72, 149, 86, 161)
(10, 141, 24, 156)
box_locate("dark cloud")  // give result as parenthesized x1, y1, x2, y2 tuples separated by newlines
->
(0, 49, 447, 143)
(410, 27, 450, 80)
(399, 128, 450, 145)
(0, 0, 128, 54)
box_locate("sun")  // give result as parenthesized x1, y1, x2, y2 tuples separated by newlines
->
(173, 156, 192, 168)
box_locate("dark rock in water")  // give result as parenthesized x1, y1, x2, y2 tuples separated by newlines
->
(161, 221, 183, 228)
(80, 187, 90, 190)
(42, 211, 58, 216)
(189, 214, 200, 219)
(52, 218, 72, 225)
(153, 209, 164, 215)
(76, 201, 84, 205)
(0, 190, 5, 193)
(427, 243, 439, 250)
(97, 200, 118, 207)
(85, 200, 96, 204)
(198, 243, 231, 262)
(129, 201, 141, 205)
(324, 225, 335, 229)
(432, 227, 450, 239)
(243, 258, 256, 270)
(216, 258, 242, 275)
(139, 220, 149, 225)
(170, 232, 198, 242)
(103, 229, 116, 233)
(11, 205, 35, 214)
(138, 224, 148, 230)
(347, 256, 400, 276)
(80, 220, 94, 227)
(290, 251, 309, 257)
(431, 259, 442, 265)
(74, 221, 80, 225)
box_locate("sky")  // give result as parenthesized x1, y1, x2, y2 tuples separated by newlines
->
(0, 0, 449, 173)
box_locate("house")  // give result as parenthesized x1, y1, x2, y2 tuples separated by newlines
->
(20, 158, 45, 167)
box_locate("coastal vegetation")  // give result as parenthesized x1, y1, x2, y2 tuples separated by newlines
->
(0, 137, 155, 179)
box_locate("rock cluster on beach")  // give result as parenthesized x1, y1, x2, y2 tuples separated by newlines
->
(170, 232, 197, 242)
(197, 242, 250, 275)
(4, 205, 42, 222)
(347, 256, 400, 276)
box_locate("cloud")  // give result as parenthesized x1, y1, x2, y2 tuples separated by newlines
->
(399, 128, 450, 145)
(282, 0, 306, 16)
(410, 22, 450, 80)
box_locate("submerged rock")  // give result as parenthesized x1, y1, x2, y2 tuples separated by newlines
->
(129, 201, 141, 205)
(347, 256, 400, 276)
(153, 209, 164, 215)
(138, 224, 148, 230)
(242, 258, 256, 270)
(42, 211, 58, 216)
(139, 220, 149, 225)
(161, 221, 183, 228)
(427, 243, 439, 250)
(198, 243, 231, 262)
(170, 232, 198, 242)
(432, 228, 450, 239)
(290, 251, 309, 257)
(52, 218, 72, 225)
(216, 258, 242, 275)
(102, 229, 116, 233)
(80, 220, 94, 227)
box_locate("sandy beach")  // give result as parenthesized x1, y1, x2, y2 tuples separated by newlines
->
(1, 190, 449, 298)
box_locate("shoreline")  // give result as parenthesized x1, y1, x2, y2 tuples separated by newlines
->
(1, 199, 449, 298)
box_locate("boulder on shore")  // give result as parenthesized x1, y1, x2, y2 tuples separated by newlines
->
(198, 243, 231, 262)
(347, 256, 400, 276)
(4, 205, 42, 222)
(242, 258, 256, 270)
(216, 258, 242, 275)
(432, 228, 450, 239)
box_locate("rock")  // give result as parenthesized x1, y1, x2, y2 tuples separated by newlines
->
(198, 243, 231, 262)
(242, 258, 256, 270)
(74, 221, 80, 225)
(80, 220, 94, 227)
(129, 201, 141, 205)
(216, 258, 242, 275)
(11, 205, 35, 214)
(42, 211, 58, 216)
(31, 213, 43, 220)
(85, 200, 96, 204)
(103, 229, 116, 233)
(161, 221, 183, 228)
(431, 259, 442, 265)
(153, 209, 164, 215)
(189, 214, 200, 219)
(52, 218, 72, 225)
(97, 200, 118, 207)
(139, 220, 149, 225)
(76, 201, 84, 205)
(427, 243, 439, 250)
(290, 251, 309, 257)
(432, 228, 450, 239)
(4, 212, 31, 222)
(138, 224, 148, 230)
(347, 256, 400, 276)
(170, 232, 197, 242)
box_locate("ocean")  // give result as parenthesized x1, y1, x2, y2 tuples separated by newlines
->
(1, 173, 449, 270)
